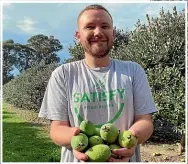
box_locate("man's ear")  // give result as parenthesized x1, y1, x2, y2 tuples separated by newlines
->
(75, 31, 81, 44)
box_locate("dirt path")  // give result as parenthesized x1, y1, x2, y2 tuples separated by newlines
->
(140, 142, 185, 162)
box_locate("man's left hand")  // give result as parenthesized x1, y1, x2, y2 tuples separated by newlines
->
(108, 144, 137, 162)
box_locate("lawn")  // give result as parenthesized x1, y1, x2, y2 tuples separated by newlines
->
(3, 103, 61, 162)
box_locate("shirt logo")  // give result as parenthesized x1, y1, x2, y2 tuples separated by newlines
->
(73, 81, 126, 127)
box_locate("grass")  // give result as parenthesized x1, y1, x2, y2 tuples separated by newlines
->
(3, 103, 61, 162)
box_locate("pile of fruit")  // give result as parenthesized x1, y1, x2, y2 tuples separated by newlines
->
(71, 120, 138, 162)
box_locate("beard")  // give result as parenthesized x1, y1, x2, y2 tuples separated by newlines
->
(82, 40, 112, 58)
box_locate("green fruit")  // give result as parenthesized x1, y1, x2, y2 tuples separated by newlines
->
(85, 144, 111, 162)
(95, 127, 101, 136)
(100, 123, 119, 143)
(89, 136, 104, 147)
(71, 133, 88, 152)
(80, 120, 95, 136)
(109, 144, 122, 159)
(118, 130, 137, 148)
(109, 144, 121, 150)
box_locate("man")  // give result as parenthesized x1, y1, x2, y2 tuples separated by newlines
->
(39, 4, 157, 162)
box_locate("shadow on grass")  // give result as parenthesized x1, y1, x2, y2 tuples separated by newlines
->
(3, 110, 17, 121)
(3, 111, 16, 115)
(3, 115, 13, 119)
(3, 121, 61, 162)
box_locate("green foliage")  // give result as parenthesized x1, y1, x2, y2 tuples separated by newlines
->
(110, 28, 131, 59)
(66, 40, 84, 63)
(3, 40, 17, 84)
(27, 34, 62, 65)
(124, 7, 185, 134)
(3, 34, 62, 84)
(3, 63, 59, 111)
(148, 66, 185, 134)
(117, 7, 185, 70)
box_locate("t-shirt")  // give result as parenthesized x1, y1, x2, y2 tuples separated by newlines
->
(38, 59, 157, 162)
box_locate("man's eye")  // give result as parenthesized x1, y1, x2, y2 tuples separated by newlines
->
(102, 26, 109, 29)
(86, 26, 94, 29)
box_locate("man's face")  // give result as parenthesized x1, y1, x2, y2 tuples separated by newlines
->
(76, 9, 115, 58)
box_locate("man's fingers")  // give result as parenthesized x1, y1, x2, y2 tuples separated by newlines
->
(108, 156, 130, 162)
(72, 127, 80, 136)
(73, 150, 88, 161)
(112, 148, 130, 156)
(112, 147, 135, 158)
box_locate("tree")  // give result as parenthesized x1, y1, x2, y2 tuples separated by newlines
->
(27, 34, 62, 66)
(3, 35, 63, 81)
(3, 63, 59, 111)
(110, 28, 131, 59)
(3, 40, 17, 84)
(13, 43, 35, 72)
(118, 7, 185, 71)
(66, 40, 84, 63)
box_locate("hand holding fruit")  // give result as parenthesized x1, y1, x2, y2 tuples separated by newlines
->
(108, 130, 138, 162)
(108, 143, 137, 162)
(72, 149, 88, 162)
(71, 127, 88, 161)
(71, 120, 138, 162)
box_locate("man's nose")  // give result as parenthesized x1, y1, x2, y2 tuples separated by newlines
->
(93, 27, 103, 37)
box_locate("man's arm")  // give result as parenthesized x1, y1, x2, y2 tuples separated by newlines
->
(129, 114, 154, 144)
(50, 120, 88, 161)
(50, 120, 80, 147)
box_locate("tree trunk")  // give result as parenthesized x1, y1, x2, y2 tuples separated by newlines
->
(178, 133, 185, 154)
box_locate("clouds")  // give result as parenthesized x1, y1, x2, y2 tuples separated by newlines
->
(3, 14, 45, 35)
(3, 3, 49, 35)
(3, 2, 185, 33)
(16, 17, 37, 34)
(143, 3, 175, 17)
(2, 2, 186, 60)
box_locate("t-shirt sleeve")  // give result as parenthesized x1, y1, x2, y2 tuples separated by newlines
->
(133, 63, 157, 115)
(38, 67, 69, 121)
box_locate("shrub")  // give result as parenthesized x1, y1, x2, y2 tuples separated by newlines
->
(3, 63, 59, 112)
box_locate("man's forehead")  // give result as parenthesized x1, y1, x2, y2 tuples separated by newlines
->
(78, 9, 112, 24)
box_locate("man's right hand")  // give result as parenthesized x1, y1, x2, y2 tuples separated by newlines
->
(72, 127, 88, 162)
(73, 149, 88, 162)
(50, 121, 88, 161)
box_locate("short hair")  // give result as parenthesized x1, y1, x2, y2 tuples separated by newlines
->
(77, 4, 113, 24)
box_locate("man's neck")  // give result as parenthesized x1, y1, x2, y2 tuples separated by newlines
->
(84, 54, 110, 68)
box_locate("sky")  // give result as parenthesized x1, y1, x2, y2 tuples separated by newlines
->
(1, 0, 187, 75)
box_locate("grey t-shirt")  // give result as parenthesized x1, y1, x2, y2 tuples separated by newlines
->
(39, 59, 157, 162)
